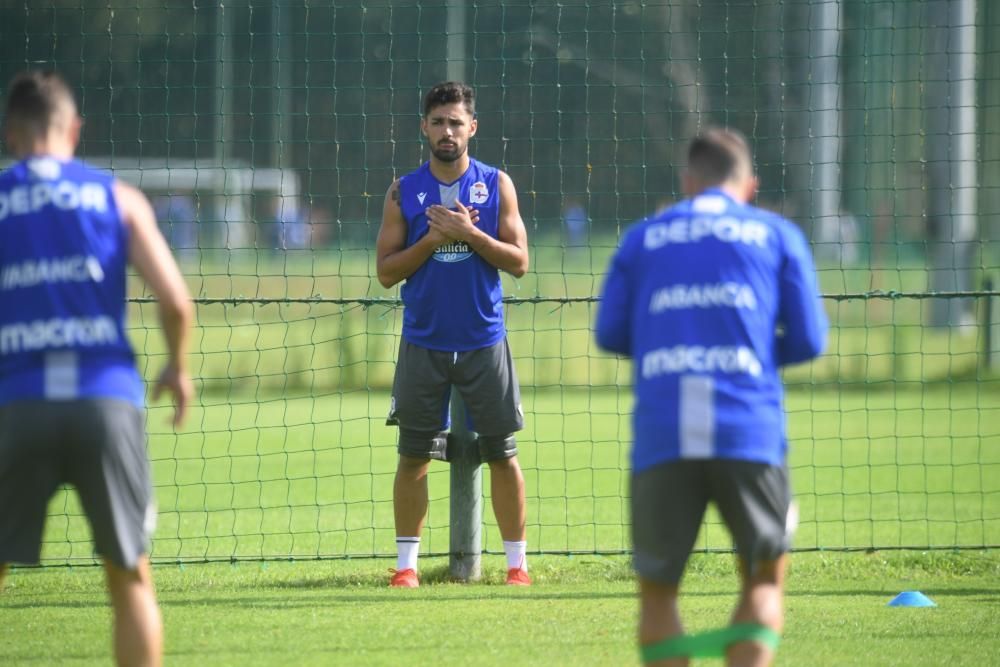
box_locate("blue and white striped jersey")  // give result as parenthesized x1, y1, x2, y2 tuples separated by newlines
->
(595, 188, 828, 472)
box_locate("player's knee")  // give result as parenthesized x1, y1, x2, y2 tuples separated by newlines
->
(743, 537, 788, 582)
(398, 428, 448, 462)
(749, 557, 781, 582)
(638, 576, 680, 601)
(396, 453, 431, 475)
(478, 433, 518, 462)
(633, 550, 686, 587)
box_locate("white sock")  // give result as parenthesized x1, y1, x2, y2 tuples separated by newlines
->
(503, 540, 527, 571)
(396, 537, 420, 571)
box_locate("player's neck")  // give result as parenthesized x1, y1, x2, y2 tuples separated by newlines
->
(718, 183, 752, 204)
(14, 137, 75, 161)
(428, 153, 471, 184)
(688, 182, 748, 205)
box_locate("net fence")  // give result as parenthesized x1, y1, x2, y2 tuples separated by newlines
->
(1, 0, 998, 564)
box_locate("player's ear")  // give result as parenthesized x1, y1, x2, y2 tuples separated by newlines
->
(680, 168, 697, 198)
(68, 114, 83, 150)
(744, 175, 759, 203)
(468, 116, 477, 137)
(420, 116, 428, 137)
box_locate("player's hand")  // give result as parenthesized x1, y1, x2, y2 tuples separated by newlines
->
(426, 201, 477, 242)
(153, 362, 194, 428)
(424, 224, 452, 247)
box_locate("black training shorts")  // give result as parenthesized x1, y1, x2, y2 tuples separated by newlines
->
(631, 459, 792, 585)
(387, 337, 524, 457)
(0, 399, 154, 569)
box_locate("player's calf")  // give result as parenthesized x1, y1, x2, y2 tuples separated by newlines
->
(484, 447, 529, 583)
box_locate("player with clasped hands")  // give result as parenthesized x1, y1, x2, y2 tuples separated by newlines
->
(376, 81, 531, 588)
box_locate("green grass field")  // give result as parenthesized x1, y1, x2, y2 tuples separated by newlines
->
(3, 552, 999, 666)
(5, 245, 999, 664)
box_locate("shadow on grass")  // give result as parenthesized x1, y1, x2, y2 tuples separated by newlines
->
(160, 590, 637, 609)
(4, 585, 996, 612)
(252, 560, 641, 590)
(0, 590, 635, 612)
(0, 599, 109, 610)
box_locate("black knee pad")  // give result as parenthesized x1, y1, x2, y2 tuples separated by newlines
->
(445, 433, 479, 464)
(478, 434, 518, 462)
(398, 428, 449, 462)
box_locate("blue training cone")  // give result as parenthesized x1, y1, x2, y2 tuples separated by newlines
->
(888, 591, 937, 607)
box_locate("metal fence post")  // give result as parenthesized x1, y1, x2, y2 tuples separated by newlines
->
(986, 275, 998, 372)
(446, 0, 477, 579)
(449, 392, 482, 581)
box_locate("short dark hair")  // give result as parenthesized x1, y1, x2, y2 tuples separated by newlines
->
(422, 81, 475, 118)
(686, 127, 754, 186)
(3, 70, 76, 140)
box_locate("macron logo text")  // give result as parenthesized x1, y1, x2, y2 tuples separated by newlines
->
(0, 316, 118, 355)
(641, 345, 762, 379)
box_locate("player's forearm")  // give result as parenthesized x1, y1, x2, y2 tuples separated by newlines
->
(595, 323, 631, 356)
(595, 300, 632, 356)
(159, 295, 194, 371)
(776, 300, 828, 365)
(594, 261, 633, 356)
(377, 236, 438, 287)
(777, 317, 827, 366)
(467, 229, 529, 277)
(777, 279, 829, 366)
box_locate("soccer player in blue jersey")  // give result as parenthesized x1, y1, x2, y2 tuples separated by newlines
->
(376, 81, 531, 587)
(0, 71, 193, 667)
(596, 128, 828, 666)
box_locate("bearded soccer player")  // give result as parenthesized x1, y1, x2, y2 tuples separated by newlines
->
(596, 128, 827, 666)
(0, 71, 193, 667)
(376, 81, 530, 588)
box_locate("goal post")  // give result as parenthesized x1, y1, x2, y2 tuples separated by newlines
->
(90, 158, 302, 251)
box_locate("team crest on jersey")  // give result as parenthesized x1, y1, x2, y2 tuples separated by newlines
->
(469, 181, 489, 205)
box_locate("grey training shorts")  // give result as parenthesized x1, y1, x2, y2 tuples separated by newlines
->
(387, 337, 524, 461)
(0, 399, 153, 569)
(631, 459, 791, 585)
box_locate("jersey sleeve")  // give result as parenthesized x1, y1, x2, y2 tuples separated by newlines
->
(595, 229, 636, 357)
(775, 223, 828, 366)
